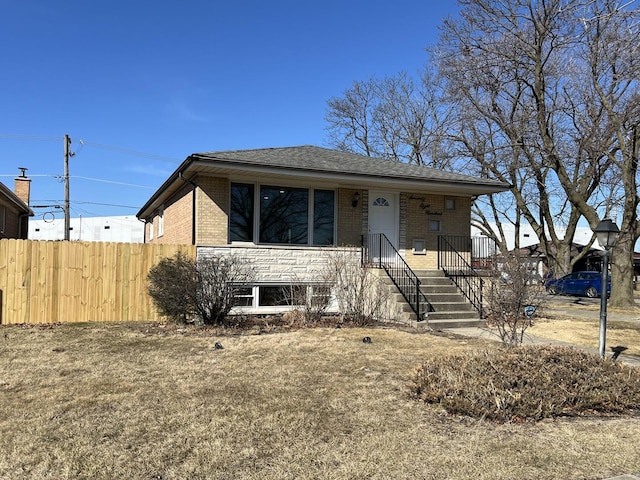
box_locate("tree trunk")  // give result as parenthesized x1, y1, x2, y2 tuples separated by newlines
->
(609, 230, 636, 309)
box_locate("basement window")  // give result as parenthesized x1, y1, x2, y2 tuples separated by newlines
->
(232, 286, 254, 307)
(259, 285, 300, 306)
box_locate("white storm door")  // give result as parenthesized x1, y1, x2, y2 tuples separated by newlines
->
(368, 191, 398, 261)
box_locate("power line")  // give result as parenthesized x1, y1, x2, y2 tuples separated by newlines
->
(0, 133, 61, 142)
(31, 200, 140, 209)
(68, 176, 156, 189)
(0, 174, 52, 178)
(79, 140, 181, 163)
(0, 133, 182, 164)
(75, 201, 140, 209)
(1, 173, 155, 190)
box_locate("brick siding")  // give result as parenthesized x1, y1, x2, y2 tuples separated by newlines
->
(336, 188, 365, 246)
(147, 183, 194, 244)
(195, 176, 229, 245)
(402, 194, 471, 270)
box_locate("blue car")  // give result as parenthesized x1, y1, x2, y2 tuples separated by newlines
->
(545, 271, 610, 298)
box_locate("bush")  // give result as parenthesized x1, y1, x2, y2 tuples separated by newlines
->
(409, 345, 640, 422)
(195, 254, 254, 325)
(485, 251, 546, 346)
(147, 251, 198, 323)
(328, 251, 391, 323)
(147, 252, 254, 325)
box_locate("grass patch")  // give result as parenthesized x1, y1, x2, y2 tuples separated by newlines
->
(410, 345, 640, 422)
(1, 322, 640, 479)
(529, 317, 640, 357)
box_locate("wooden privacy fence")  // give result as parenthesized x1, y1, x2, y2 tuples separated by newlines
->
(0, 239, 196, 325)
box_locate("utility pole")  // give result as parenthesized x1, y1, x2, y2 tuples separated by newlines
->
(63, 134, 71, 241)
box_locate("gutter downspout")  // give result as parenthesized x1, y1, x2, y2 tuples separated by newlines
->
(138, 217, 148, 243)
(179, 172, 197, 245)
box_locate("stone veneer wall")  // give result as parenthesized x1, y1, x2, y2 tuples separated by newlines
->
(198, 245, 361, 283)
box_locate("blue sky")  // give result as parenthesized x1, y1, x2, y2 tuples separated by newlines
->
(0, 1, 460, 220)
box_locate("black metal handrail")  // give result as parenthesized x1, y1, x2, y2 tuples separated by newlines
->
(364, 233, 434, 321)
(438, 235, 484, 318)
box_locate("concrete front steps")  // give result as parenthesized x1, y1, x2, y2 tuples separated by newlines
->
(378, 269, 485, 329)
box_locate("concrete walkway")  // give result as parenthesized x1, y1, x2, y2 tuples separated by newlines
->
(443, 304, 640, 367)
(446, 325, 640, 368)
(442, 303, 640, 480)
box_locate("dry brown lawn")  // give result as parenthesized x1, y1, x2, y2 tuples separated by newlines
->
(1, 321, 640, 480)
(529, 307, 640, 357)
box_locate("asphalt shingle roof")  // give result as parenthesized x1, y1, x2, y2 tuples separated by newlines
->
(191, 145, 506, 187)
(137, 145, 509, 218)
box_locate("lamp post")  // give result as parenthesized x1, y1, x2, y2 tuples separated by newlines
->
(593, 219, 620, 358)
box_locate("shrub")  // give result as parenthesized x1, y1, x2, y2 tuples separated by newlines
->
(147, 252, 254, 325)
(327, 250, 391, 323)
(409, 345, 640, 422)
(147, 251, 198, 323)
(195, 254, 254, 325)
(485, 251, 546, 346)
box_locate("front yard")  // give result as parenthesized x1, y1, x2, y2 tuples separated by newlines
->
(1, 321, 639, 479)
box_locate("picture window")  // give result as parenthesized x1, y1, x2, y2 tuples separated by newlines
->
(230, 183, 335, 245)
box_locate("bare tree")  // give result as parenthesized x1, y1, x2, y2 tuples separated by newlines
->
(434, 0, 640, 307)
(326, 67, 458, 168)
(325, 0, 640, 308)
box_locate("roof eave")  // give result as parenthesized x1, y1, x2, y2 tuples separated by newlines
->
(136, 157, 508, 219)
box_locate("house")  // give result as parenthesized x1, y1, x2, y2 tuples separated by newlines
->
(0, 169, 33, 239)
(136, 146, 508, 321)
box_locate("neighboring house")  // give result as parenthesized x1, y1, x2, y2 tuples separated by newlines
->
(29, 215, 144, 242)
(0, 169, 34, 239)
(471, 222, 597, 250)
(136, 145, 508, 318)
(505, 243, 603, 285)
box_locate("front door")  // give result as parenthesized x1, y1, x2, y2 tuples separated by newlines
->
(368, 191, 398, 261)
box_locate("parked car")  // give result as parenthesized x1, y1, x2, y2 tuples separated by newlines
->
(545, 271, 611, 298)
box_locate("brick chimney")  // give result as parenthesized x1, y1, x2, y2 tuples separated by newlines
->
(14, 167, 31, 206)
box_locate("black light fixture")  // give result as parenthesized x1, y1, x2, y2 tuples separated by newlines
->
(593, 218, 620, 358)
(594, 218, 620, 250)
(352, 191, 360, 207)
